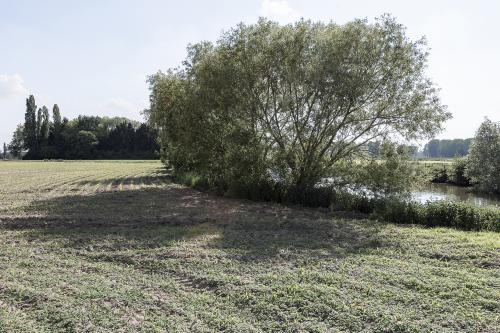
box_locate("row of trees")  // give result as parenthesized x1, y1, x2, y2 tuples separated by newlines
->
(365, 141, 418, 157)
(423, 138, 472, 157)
(8, 95, 159, 159)
(147, 17, 450, 199)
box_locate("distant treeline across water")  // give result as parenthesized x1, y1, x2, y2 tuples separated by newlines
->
(422, 138, 472, 158)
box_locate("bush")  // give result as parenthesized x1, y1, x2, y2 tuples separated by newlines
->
(330, 191, 377, 213)
(374, 200, 499, 232)
(374, 199, 424, 225)
(450, 158, 470, 186)
(174, 172, 210, 191)
(173, 170, 499, 232)
(429, 165, 449, 183)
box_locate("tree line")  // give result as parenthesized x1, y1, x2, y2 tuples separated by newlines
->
(423, 138, 472, 158)
(8, 95, 159, 159)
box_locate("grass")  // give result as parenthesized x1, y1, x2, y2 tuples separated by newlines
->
(0, 160, 499, 332)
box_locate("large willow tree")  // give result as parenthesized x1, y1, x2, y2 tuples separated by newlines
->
(147, 16, 450, 192)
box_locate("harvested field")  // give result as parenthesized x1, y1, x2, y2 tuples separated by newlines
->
(0, 161, 498, 332)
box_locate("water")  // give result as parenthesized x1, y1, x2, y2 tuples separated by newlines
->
(412, 183, 500, 207)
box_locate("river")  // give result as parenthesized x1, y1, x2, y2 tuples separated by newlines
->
(412, 183, 500, 207)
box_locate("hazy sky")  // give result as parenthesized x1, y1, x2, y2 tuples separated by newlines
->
(1, 0, 499, 147)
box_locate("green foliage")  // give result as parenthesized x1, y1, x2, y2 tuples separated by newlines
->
(148, 16, 450, 195)
(174, 171, 210, 191)
(23, 95, 37, 153)
(8, 124, 24, 158)
(450, 157, 470, 186)
(423, 138, 472, 157)
(40, 106, 50, 144)
(330, 190, 376, 213)
(465, 119, 500, 193)
(422, 161, 472, 186)
(36, 108, 42, 149)
(429, 164, 449, 183)
(14, 97, 159, 160)
(375, 200, 499, 232)
(74, 130, 98, 158)
(353, 143, 416, 198)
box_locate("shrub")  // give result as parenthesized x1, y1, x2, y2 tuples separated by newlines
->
(174, 172, 210, 191)
(374, 199, 423, 225)
(450, 158, 470, 186)
(330, 191, 377, 213)
(429, 165, 449, 183)
(374, 200, 499, 232)
(424, 201, 499, 231)
(173, 170, 499, 232)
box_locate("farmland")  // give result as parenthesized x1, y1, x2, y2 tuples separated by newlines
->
(0, 161, 499, 332)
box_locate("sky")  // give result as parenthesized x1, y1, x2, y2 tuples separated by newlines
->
(1, 0, 499, 147)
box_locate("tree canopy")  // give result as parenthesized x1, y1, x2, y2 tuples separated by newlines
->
(12, 95, 159, 160)
(148, 16, 450, 192)
(423, 138, 472, 158)
(465, 119, 500, 193)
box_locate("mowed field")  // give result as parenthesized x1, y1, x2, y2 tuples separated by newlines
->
(0, 161, 498, 332)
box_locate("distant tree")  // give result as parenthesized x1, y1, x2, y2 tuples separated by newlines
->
(52, 104, 62, 132)
(50, 104, 63, 154)
(423, 138, 472, 157)
(14, 95, 158, 159)
(40, 106, 50, 144)
(465, 119, 500, 193)
(23, 95, 37, 152)
(75, 131, 98, 159)
(135, 123, 159, 152)
(75, 115, 101, 132)
(36, 108, 42, 148)
(423, 139, 440, 157)
(8, 125, 24, 158)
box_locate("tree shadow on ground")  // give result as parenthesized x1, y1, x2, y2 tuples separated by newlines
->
(0, 184, 387, 262)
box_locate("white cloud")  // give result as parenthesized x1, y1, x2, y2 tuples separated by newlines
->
(105, 98, 137, 113)
(0, 74, 28, 100)
(260, 0, 299, 23)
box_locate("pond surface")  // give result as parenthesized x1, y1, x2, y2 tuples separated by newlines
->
(412, 183, 500, 207)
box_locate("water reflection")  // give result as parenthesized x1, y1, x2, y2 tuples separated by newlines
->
(412, 183, 500, 207)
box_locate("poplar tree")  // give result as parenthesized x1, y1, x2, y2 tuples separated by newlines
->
(36, 108, 42, 145)
(40, 106, 50, 143)
(53, 104, 62, 135)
